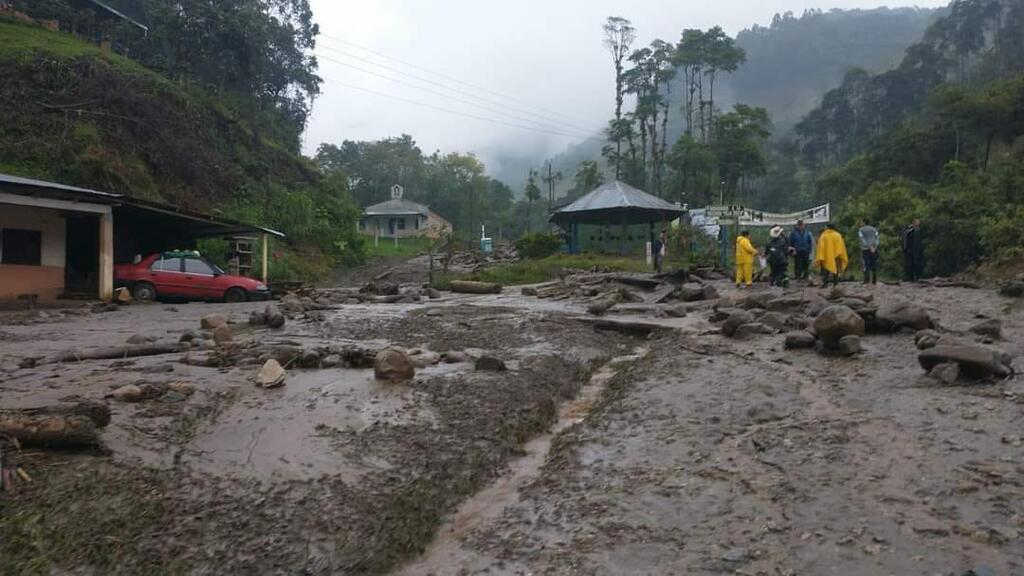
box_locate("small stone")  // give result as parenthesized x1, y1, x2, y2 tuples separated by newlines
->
(475, 356, 507, 372)
(721, 547, 750, 563)
(442, 350, 471, 364)
(914, 329, 941, 350)
(425, 308, 444, 317)
(838, 335, 862, 356)
(970, 318, 1002, 340)
(167, 382, 196, 396)
(785, 331, 818, 350)
(663, 303, 688, 318)
(374, 349, 416, 381)
(200, 314, 227, 329)
(256, 359, 287, 388)
(179, 329, 200, 343)
(127, 333, 154, 345)
(112, 384, 144, 403)
(159, 390, 188, 403)
(265, 305, 285, 329)
(212, 324, 233, 344)
(733, 322, 774, 339)
(249, 310, 267, 326)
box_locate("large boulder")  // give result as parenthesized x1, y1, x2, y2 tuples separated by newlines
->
(264, 305, 286, 329)
(679, 283, 706, 302)
(374, 349, 416, 381)
(813, 305, 866, 349)
(212, 324, 233, 344)
(876, 301, 933, 331)
(710, 307, 743, 323)
(970, 318, 1002, 340)
(722, 310, 756, 338)
(759, 312, 791, 332)
(702, 285, 720, 301)
(918, 345, 1013, 380)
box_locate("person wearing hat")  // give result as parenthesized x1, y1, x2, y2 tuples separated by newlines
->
(815, 223, 849, 287)
(766, 226, 791, 287)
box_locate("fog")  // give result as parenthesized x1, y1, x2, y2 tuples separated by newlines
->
(304, 0, 949, 179)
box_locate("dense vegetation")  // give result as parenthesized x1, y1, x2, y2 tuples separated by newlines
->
(1, 3, 361, 280)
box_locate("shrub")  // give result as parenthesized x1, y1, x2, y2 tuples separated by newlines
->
(516, 233, 562, 259)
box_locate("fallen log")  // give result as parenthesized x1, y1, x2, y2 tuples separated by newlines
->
(2, 401, 111, 428)
(49, 342, 184, 364)
(0, 414, 100, 448)
(448, 280, 502, 294)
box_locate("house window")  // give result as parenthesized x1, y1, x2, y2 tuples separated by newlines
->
(415, 217, 420, 230)
(0, 228, 42, 266)
(397, 218, 406, 230)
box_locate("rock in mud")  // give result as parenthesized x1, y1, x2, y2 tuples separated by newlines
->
(200, 313, 228, 329)
(475, 356, 507, 372)
(179, 329, 200, 343)
(813, 305, 865, 348)
(265, 305, 285, 329)
(876, 301, 932, 331)
(281, 294, 305, 314)
(410, 351, 441, 368)
(721, 547, 751, 564)
(112, 384, 144, 403)
(745, 291, 773, 310)
(299, 349, 322, 368)
(212, 324, 233, 344)
(679, 283, 706, 302)
(919, 345, 1012, 380)
(442, 350, 471, 364)
(167, 382, 196, 396)
(838, 335, 862, 356)
(785, 331, 818, 350)
(256, 359, 287, 388)
(733, 322, 774, 338)
(767, 295, 809, 312)
(425, 287, 442, 299)
(929, 362, 960, 384)
(759, 311, 791, 331)
(722, 310, 756, 337)
(374, 349, 416, 381)
(709, 307, 742, 323)
(126, 333, 155, 345)
(425, 308, 444, 317)
(662, 303, 688, 318)
(248, 310, 267, 326)
(702, 285, 720, 300)
(970, 318, 1002, 340)
(915, 329, 941, 350)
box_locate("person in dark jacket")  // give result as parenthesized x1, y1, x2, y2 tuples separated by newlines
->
(901, 218, 924, 282)
(652, 229, 667, 273)
(789, 220, 814, 280)
(766, 226, 791, 287)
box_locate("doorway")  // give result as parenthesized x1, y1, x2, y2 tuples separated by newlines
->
(64, 215, 99, 297)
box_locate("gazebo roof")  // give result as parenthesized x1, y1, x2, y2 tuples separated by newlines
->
(549, 181, 684, 226)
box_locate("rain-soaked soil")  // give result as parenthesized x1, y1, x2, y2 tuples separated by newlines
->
(1, 274, 1022, 575)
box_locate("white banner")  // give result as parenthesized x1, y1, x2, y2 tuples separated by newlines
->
(704, 203, 830, 227)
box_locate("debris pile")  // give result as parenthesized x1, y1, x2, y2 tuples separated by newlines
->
(518, 270, 722, 317)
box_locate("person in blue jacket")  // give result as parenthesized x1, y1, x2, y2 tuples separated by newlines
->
(788, 220, 814, 280)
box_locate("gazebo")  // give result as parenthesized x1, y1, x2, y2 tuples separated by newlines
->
(549, 181, 685, 254)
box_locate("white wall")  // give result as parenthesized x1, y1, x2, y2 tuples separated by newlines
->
(0, 203, 66, 267)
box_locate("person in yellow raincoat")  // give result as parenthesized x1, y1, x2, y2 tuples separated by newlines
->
(815, 223, 849, 288)
(735, 230, 757, 288)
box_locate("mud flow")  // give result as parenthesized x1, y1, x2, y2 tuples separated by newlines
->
(1, 277, 1022, 575)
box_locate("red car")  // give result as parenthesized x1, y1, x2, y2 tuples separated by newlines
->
(115, 252, 270, 303)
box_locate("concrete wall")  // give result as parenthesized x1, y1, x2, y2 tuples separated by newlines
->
(0, 203, 66, 299)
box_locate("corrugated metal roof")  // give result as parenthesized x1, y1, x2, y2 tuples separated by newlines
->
(550, 181, 685, 226)
(0, 173, 122, 201)
(363, 198, 432, 217)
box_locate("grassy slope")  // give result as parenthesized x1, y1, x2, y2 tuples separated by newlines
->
(0, 17, 315, 208)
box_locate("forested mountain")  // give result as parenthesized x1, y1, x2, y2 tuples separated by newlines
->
(531, 7, 940, 203)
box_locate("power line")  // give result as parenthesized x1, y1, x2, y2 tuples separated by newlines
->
(316, 53, 596, 139)
(316, 36, 604, 134)
(318, 76, 604, 142)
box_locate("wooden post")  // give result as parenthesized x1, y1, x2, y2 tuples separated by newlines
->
(98, 210, 113, 301)
(261, 233, 269, 284)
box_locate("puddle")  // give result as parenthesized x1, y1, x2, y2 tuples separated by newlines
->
(396, 348, 649, 575)
(185, 364, 452, 483)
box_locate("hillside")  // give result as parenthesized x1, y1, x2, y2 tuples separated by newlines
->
(0, 17, 316, 210)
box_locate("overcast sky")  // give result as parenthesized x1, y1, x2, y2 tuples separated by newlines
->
(303, 0, 948, 174)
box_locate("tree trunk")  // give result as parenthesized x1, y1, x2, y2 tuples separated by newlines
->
(0, 411, 103, 448)
(449, 280, 502, 294)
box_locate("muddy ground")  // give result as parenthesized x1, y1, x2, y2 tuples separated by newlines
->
(1, 273, 1022, 575)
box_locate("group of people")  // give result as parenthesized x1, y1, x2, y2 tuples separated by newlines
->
(734, 218, 925, 289)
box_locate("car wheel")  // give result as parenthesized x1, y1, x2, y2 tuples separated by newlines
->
(224, 287, 247, 303)
(132, 282, 157, 302)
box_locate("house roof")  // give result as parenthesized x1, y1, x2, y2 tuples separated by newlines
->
(0, 172, 283, 238)
(363, 198, 434, 218)
(549, 180, 685, 226)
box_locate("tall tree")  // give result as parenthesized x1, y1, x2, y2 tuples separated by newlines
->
(701, 26, 747, 141)
(524, 169, 542, 232)
(603, 16, 636, 180)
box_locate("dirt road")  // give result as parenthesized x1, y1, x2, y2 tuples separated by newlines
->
(1, 276, 1021, 575)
